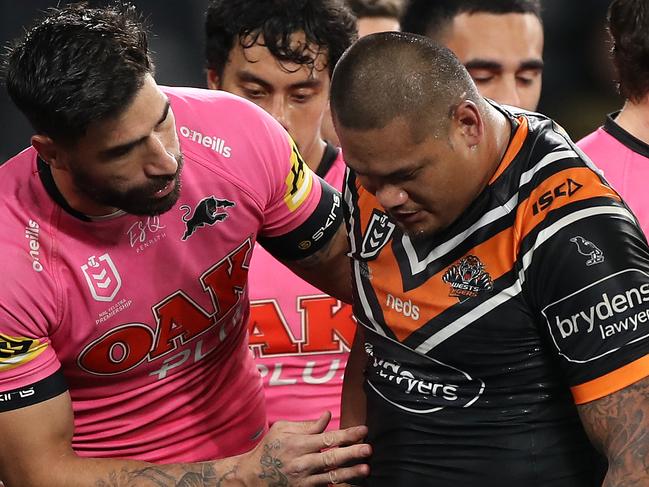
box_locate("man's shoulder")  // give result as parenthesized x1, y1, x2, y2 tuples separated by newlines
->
(576, 127, 612, 151)
(162, 85, 271, 123)
(163, 85, 289, 165)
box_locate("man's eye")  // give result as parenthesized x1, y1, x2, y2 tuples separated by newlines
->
(516, 70, 541, 86)
(472, 75, 495, 84)
(242, 87, 266, 99)
(291, 91, 313, 103)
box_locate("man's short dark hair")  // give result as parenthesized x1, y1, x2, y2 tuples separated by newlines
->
(608, 0, 649, 102)
(331, 32, 481, 140)
(205, 0, 357, 79)
(401, 0, 542, 39)
(346, 0, 405, 20)
(4, 2, 153, 145)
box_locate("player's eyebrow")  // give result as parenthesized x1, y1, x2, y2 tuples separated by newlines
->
(464, 59, 504, 72)
(464, 58, 545, 72)
(99, 99, 170, 160)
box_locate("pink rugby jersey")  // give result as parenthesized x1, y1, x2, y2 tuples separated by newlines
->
(248, 145, 352, 429)
(0, 87, 342, 463)
(578, 113, 649, 236)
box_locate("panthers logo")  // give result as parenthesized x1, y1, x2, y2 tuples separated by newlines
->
(180, 196, 235, 241)
(442, 255, 493, 302)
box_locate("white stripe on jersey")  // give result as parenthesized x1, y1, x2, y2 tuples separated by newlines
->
(404, 150, 579, 276)
(345, 170, 386, 337)
(416, 205, 635, 354)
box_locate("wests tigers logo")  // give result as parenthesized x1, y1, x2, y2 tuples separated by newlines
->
(443, 255, 493, 302)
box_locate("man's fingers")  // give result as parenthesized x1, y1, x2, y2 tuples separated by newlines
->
(289, 424, 369, 455)
(305, 463, 370, 487)
(276, 411, 332, 435)
(299, 443, 371, 475)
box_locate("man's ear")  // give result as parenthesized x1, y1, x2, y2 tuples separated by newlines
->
(31, 134, 67, 170)
(206, 69, 221, 90)
(452, 100, 483, 148)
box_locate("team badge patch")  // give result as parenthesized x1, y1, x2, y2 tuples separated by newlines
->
(283, 138, 313, 212)
(180, 196, 235, 241)
(81, 253, 122, 302)
(443, 255, 493, 302)
(570, 236, 604, 266)
(360, 209, 395, 259)
(0, 334, 48, 371)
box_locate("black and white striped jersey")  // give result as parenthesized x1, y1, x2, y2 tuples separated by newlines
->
(344, 104, 649, 486)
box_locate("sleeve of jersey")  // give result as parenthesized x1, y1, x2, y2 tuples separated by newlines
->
(257, 133, 342, 261)
(520, 167, 649, 405)
(0, 286, 67, 411)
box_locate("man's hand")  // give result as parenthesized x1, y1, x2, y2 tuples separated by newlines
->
(0, 394, 369, 487)
(239, 411, 371, 486)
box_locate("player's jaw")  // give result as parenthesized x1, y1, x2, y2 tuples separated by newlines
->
(388, 206, 441, 240)
(73, 153, 184, 216)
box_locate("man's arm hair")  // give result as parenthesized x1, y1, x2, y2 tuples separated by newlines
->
(578, 375, 649, 485)
(0, 389, 370, 487)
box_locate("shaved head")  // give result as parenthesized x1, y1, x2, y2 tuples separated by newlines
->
(330, 31, 482, 141)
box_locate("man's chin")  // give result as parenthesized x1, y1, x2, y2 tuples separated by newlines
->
(121, 181, 182, 216)
(399, 222, 437, 241)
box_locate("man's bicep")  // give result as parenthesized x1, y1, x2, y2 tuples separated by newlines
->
(578, 376, 649, 484)
(0, 391, 74, 485)
(281, 224, 353, 303)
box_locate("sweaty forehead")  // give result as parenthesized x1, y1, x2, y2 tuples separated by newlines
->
(444, 12, 543, 67)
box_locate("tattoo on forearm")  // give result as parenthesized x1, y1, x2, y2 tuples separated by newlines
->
(579, 378, 649, 486)
(95, 463, 238, 487)
(258, 440, 289, 487)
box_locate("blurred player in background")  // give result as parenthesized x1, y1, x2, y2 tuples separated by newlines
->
(401, 0, 544, 111)
(205, 0, 358, 429)
(578, 0, 649, 235)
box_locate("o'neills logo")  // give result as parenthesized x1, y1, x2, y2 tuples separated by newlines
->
(443, 255, 493, 302)
(25, 219, 44, 272)
(179, 126, 231, 158)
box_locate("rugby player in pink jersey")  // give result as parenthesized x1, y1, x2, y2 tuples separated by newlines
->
(578, 0, 649, 236)
(205, 0, 357, 429)
(0, 4, 370, 486)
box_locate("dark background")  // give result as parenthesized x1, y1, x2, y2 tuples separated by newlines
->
(0, 0, 621, 162)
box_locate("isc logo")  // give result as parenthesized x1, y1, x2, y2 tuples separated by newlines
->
(532, 178, 582, 215)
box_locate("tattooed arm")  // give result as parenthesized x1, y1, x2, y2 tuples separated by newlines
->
(578, 376, 649, 486)
(0, 391, 370, 487)
(282, 225, 353, 304)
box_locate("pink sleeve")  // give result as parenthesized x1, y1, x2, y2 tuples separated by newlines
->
(0, 261, 62, 392)
(163, 87, 324, 239)
(258, 132, 323, 238)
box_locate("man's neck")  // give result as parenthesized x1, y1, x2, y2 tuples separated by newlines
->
(614, 96, 649, 144)
(485, 104, 513, 179)
(50, 165, 119, 217)
(304, 138, 327, 173)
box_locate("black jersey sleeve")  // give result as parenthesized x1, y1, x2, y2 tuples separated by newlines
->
(522, 186, 649, 403)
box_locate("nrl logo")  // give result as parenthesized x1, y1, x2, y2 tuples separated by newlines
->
(360, 209, 395, 260)
(81, 253, 122, 302)
(442, 255, 493, 302)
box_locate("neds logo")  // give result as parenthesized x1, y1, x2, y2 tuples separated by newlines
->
(386, 294, 420, 320)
